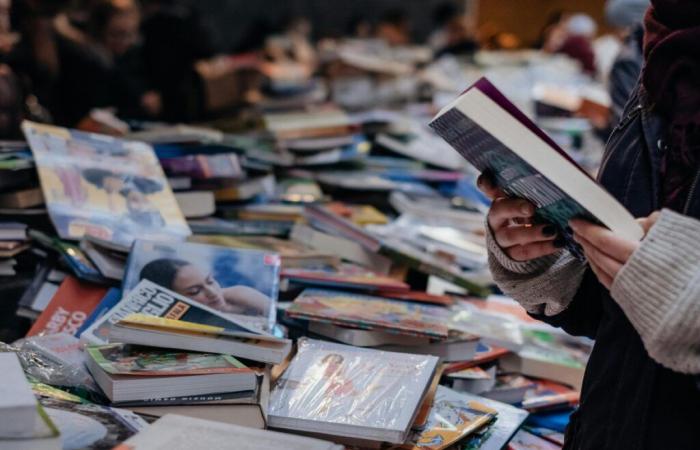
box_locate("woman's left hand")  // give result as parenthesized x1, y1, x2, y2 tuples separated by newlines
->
(569, 212, 661, 289)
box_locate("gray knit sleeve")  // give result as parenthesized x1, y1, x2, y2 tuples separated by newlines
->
(611, 209, 700, 374)
(487, 225, 588, 316)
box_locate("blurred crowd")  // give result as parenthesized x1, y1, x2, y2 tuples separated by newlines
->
(0, 0, 647, 139)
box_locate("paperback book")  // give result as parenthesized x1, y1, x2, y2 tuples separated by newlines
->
(22, 121, 190, 246)
(268, 338, 439, 444)
(123, 240, 281, 329)
(287, 288, 451, 340)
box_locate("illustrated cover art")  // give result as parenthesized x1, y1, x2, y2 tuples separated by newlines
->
(123, 240, 280, 329)
(87, 343, 249, 376)
(404, 386, 496, 450)
(22, 121, 190, 246)
(287, 289, 451, 339)
(281, 263, 409, 292)
(81, 280, 267, 345)
(269, 339, 438, 441)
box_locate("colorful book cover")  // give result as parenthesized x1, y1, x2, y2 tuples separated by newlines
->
(269, 338, 438, 443)
(22, 121, 190, 246)
(286, 288, 451, 339)
(86, 343, 250, 376)
(27, 275, 108, 337)
(443, 343, 512, 374)
(403, 386, 496, 450)
(507, 429, 562, 450)
(160, 153, 243, 180)
(282, 263, 410, 292)
(521, 380, 579, 412)
(76, 288, 123, 337)
(123, 240, 280, 329)
(80, 279, 268, 345)
(456, 392, 529, 450)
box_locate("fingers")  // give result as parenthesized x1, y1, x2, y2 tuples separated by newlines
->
(476, 172, 505, 200)
(494, 223, 558, 248)
(569, 219, 638, 262)
(588, 258, 613, 290)
(575, 233, 624, 281)
(637, 211, 662, 235)
(488, 197, 536, 230)
(506, 240, 561, 262)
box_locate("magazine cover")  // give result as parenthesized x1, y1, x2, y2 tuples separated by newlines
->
(22, 121, 190, 246)
(80, 280, 269, 345)
(269, 339, 439, 443)
(87, 343, 249, 376)
(456, 391, 529, 450)
(123, 240, 280, 328)
(286, 289, 451, 339)
(403, 386, 496, 450)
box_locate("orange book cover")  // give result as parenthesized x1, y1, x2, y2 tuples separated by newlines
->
(27, 276, 108, 337)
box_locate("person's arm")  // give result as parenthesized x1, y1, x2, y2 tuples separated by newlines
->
(609, 209, 700, 374)
(223, 285, 272, 316)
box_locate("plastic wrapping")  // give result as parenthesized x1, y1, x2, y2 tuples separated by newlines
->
(5, 333, 99, 394)
(268, 338, 439, 444)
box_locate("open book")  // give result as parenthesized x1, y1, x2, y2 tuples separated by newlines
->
(430, 78, 643, 257)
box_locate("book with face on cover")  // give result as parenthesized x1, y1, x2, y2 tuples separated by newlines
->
(268, 339, 439, 444)
(81, 280, 291, 364)
(123, 240, 281, 330)
(429, 77, 643, 258)
(286, 288, 452, 340)
(22, 121, 190, 247)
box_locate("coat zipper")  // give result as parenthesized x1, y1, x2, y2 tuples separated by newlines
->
(599, 104, 644, 177)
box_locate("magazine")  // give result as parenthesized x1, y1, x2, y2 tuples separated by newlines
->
(286, 289, 451, 339)
(123, 240, 281, 329)
(22, 121, 190, 246)
(268, 338, 439, 444)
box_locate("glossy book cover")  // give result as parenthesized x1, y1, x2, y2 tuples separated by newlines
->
(22, 121, 190, 247)
(87, 343, 250, 376)
(123, 240, 281, 329)
(286, 289, 451, 339)
(269, 339, 438, 443)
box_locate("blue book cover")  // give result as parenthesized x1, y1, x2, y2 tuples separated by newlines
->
(123, 240, 281, 330)
(76, 287, 122, 337)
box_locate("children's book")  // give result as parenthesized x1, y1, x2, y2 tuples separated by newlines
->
(287, 288, 451, 339)
(429, 78, 643, 258)
(268, 338, 439, 444)
(22, 121, 190, 246)
(123, 240, 281, 329)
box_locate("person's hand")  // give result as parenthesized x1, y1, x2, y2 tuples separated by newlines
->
(477, 172, 563, 262)
(569, 212, 661, 289)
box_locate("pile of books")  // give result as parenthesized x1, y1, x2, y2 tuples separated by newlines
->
(0, 63, 627, 450)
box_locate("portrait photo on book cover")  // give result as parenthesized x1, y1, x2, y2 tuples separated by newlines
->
(123, 240, 281, 329)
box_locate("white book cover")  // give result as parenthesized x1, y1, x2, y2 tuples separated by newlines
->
(268, 338, 438, 444)
(0, 352, 38, 437)
(122, 414, 343, 450)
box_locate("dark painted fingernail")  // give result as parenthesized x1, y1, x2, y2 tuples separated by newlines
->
(542, 225, 557, 237)
(553, 238, 566, 248)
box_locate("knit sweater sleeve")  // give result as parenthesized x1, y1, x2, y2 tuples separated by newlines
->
(611, 209, 700, 374)
(486, 225, 588, 316)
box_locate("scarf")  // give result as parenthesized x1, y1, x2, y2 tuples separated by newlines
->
(642, 0, 700, 211)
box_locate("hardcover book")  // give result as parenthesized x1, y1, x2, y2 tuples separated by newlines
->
(429, 77, 643, 257)
(22, 121, 190, 246)
(287, 288, 452, 339)
(268, 338, 439, 444)
(123, 240, 281, 329)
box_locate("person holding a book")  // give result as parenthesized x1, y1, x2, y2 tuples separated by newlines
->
(479, 1, 700, 448)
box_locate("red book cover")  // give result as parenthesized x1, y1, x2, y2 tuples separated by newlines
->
(27, 276, 108, 337)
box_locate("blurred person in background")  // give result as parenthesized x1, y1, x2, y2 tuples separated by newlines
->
(479, 0, 700, 448)
(544, 13, 598, 75)
(140, 0, 216, 122)
(429, 2, 478, 57)
(375, 9, 410, 46)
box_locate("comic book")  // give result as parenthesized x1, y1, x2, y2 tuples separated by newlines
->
(22, 121, 190, 246)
